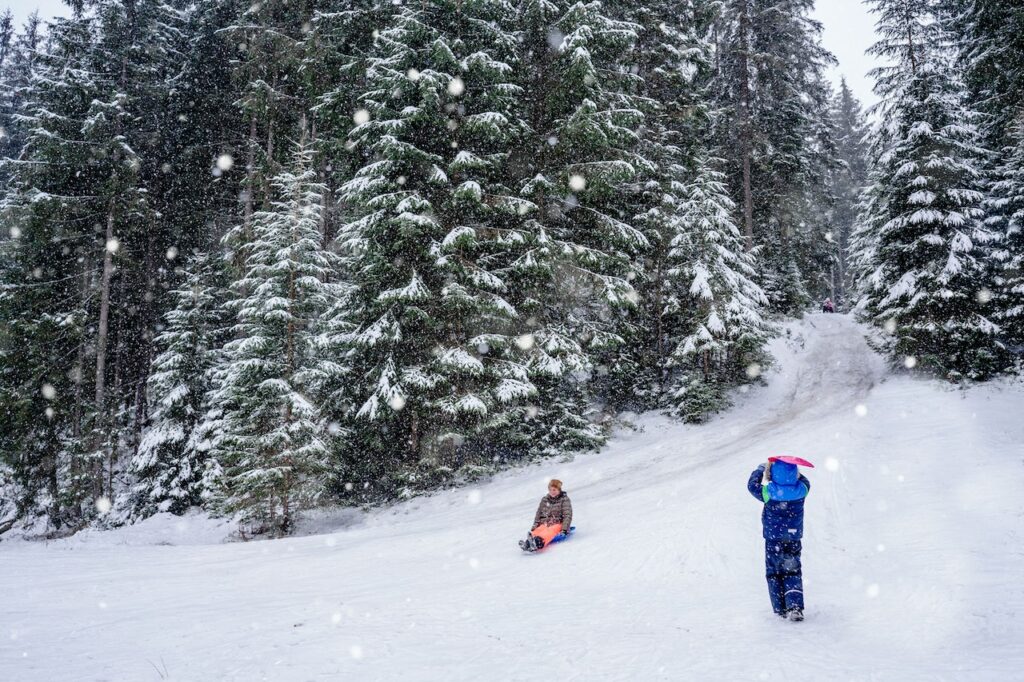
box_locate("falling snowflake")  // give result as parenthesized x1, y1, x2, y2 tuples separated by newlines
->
(825, 457, 839, 471)
(166, 246, 179, 260)
(353, 109, 371, 125)
(9, 226, 21, 239)
(216, 154, 234, 172)
(568, 174, 586, 192)
(854, 404, 868, 417)
(745, 363, 762, 379)
(41, 383, 56, 400)
(388, 395, 406, 411)
(903, 356, 917, 369)
(95, 497, 112, 514)
(515, 334, 535, 350)
(407, 68, 421, 81)
(106, 238, 121, 254)
(447, 77, 465, 96)
(976, 288, 993, 304)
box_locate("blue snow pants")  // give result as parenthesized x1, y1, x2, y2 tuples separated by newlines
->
(765, 540, 803, 614)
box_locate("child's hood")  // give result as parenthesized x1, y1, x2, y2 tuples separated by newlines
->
(772, 461, 799, 485)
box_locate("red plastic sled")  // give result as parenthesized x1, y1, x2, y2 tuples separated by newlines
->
(769, 455, 815, 468)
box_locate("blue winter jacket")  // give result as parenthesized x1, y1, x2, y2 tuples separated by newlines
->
(747, 462, 811, 540)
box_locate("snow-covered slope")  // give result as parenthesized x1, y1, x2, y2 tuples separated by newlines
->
(3, 314, 1023, 681)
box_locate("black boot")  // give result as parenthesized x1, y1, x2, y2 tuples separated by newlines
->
(520, 535, 541, 552)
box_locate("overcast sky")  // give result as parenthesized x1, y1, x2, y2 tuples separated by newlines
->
(811, 1, 882, 109)
(5, 0, 65, 26)
(7, 0, 881, 109)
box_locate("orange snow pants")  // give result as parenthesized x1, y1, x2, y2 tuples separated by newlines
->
(530, 523, 564, 545)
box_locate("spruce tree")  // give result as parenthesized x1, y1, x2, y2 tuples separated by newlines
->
(830, 79, 870, 307)
(332, 0, 546, 493)
(0, 11, 105, 526)
(608, 0, 715, 410)
(991, 122, 1024, 351)
(857, 0, 1002, 379)
(712, 0, 838, 312)
(505, 0, 648, 451)
(213, 140, 340, 535)
(665, 159, 771, 420)
(130, 255, 230, 516)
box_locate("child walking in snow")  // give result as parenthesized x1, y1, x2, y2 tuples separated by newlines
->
(519, 479, 572, 552)
(747, 456, 813, 621)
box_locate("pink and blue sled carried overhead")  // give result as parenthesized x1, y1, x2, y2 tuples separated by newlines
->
(769, 455, 815, 468)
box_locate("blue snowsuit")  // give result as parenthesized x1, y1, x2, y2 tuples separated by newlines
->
(747, 462, 811, 615)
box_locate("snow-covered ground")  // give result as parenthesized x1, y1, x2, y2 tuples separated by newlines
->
(3, 314, 1023, 681)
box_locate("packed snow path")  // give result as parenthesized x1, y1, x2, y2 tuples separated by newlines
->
(4, 314, 1024, 681)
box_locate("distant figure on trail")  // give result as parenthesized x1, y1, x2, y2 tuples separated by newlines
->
(519, 479, 573, 552)
(821, 298, 835, 313)
(747, 456, 814, 622)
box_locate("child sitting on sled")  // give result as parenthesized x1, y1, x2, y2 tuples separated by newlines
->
(519, 479, 573, 552)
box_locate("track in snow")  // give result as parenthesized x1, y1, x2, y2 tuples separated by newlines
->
(3, 314, 1024, 681)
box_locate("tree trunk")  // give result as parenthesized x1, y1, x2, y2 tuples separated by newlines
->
(737, 0, 755, 252)
(244, 113, 257, 234)
(94, 207, 115, 419)
(651, 245, 667, 389)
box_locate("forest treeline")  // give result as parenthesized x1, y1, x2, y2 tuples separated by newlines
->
(0, 0, 1019, 536)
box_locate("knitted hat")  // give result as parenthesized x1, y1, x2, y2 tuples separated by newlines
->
(548, 479, 563, 490)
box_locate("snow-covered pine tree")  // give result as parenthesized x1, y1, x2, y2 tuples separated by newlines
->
(307, 0, 395, 213)
(830, 78, 870, 307)
(77, 0, 191, 510)
(857, 0, 1003, 379)
(225, 0, 312, 256)
(953, 0, 1024, 155)
(213, 138, 341, 535)
(0, 11, 109, 527)
(600, 0, 710, 410)
(990, 121, 1024, 352)
(712, 0, 838, 312)
(130, 255, 230, 517)
(504, 0, 648, 450)
(2, 12, 42, 180)
(333, 0, 548, 494)
(665, 158, 771, 420)
(950, 0, 1024, 358)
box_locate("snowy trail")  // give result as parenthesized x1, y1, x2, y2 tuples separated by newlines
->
(4, 314, 1024, 681)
